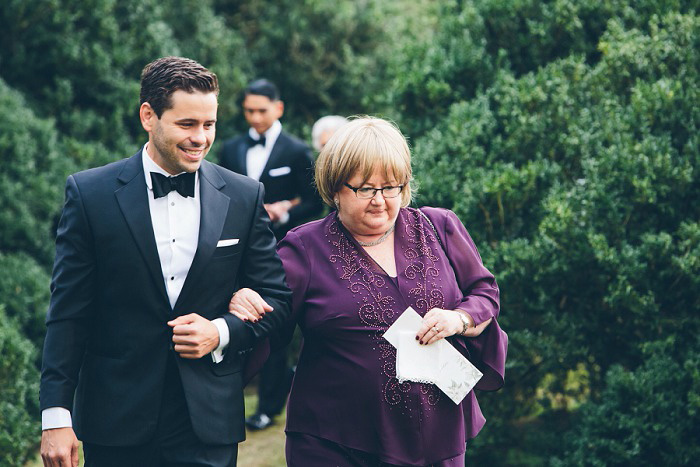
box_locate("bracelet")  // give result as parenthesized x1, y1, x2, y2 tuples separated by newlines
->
(457, 312, 471, 335)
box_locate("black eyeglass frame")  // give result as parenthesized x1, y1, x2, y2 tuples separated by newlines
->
(343, 183, 405, 199)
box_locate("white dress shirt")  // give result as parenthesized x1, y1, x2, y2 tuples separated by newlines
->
(143, 145, 201, 307)
(42, 145, 230, 429)
(245, 120, 290, 224)
(246, 120, 281, 181)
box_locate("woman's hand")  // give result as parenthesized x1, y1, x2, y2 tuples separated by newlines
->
(415, 308, 464, 345)
(416, 308, 493, 345)
(228, 288, 273, 322)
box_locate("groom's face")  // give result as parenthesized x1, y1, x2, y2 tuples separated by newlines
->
(142, 90, 218, 175)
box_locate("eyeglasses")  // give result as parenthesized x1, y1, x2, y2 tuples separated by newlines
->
(343, 183, 404, 199)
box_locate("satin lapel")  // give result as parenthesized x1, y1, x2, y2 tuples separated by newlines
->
(114, 152, 169, 306)
(259, 133, 288, 184)
(174, 161, 229, 312)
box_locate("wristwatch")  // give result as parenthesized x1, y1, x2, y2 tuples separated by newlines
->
(456, 312, 472, 335)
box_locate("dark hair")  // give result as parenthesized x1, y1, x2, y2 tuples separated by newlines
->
(244, 79, 280, 101)
(140, 56, 219, 117)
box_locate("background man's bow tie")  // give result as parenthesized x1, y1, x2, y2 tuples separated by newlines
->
(150, 172, 195, 199)
(248, 134, 266, 147)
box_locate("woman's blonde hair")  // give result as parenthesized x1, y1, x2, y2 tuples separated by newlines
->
(315, 116, 414, 207)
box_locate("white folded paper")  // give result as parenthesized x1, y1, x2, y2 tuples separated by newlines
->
(383, 307, 483, 404)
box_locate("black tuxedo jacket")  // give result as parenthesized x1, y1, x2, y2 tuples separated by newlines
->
(40, 150, 291, 446)
(219, 131, 322, 238)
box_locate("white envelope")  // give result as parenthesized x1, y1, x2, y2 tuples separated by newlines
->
(384, 307, 423, 347)
(384, 307, 483, 404)
(396, 331, 440, 384)
(269, 166, 291, 177)
(434, 337, 484, 404)
(216, 238, 239, 247)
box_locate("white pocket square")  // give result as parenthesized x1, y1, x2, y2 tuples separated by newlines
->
(269, 166, 291, 177)
(217, 239, 239, 247)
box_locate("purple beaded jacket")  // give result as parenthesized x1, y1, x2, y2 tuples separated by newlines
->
(277, 206, 508, 465)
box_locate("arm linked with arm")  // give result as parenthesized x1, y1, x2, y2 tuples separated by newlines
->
(220, 183, 292, 352)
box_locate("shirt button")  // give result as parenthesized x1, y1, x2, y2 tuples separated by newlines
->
(170, 276, 174, 281)
(171, 202, 175, 206)
(172, 239, 175, 243)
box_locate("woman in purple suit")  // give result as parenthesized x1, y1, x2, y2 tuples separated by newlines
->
(230, 117, 507, 466)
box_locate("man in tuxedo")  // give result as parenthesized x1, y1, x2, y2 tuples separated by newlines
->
(40, 56, 291, 467)
(220, 79, 322, 240)
(220, 79, 321, 431)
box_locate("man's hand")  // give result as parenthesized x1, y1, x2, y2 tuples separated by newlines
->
(264, 203, 281, 222)
(229, 287, 273, 322)
(41, 427, 79, 467)
(168, 313, 220, 359)
(264, 200, 295, 222)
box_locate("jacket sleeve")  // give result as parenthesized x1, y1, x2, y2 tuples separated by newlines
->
(424, 207, 508, 392)
(271, 229, 311, 348)
(40, 175, 95, 411)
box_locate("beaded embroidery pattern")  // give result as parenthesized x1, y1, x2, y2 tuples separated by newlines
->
(328, 208, 448, 410)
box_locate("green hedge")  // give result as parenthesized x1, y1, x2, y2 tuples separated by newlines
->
(0, 253, 51, 352)
(0, 308, 40, 467)
(404, 6, 698, 465)
(555, 338, 700, 466)
(0, 78, 72, 266)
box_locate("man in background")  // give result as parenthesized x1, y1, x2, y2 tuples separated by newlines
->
(220, 79, 321, 240)
(220, 79, 321, 431)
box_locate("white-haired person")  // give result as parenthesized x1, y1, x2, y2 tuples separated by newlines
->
(311, 115, 348, 151)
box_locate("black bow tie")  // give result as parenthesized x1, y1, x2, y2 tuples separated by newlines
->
(150, 172, 195, 199)
(248, 134, 266, 147)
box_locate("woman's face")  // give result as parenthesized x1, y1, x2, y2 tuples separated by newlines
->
(336, 168, 403, 238)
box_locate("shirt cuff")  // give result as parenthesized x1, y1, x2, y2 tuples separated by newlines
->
(42, 407, 72, 430)
(211, 317, 230, 363)
(277, 210, 290, 225)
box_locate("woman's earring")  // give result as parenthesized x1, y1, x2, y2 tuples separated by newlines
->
(333, 198, 339, 208)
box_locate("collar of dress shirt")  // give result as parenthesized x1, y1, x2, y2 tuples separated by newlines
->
(141, 143, 199, 194)
(248, 120, 282, 149)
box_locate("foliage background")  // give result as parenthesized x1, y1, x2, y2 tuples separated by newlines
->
(1, 0, 698, 465)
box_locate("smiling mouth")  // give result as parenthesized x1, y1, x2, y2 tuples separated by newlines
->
(179, 146, 206, 158)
